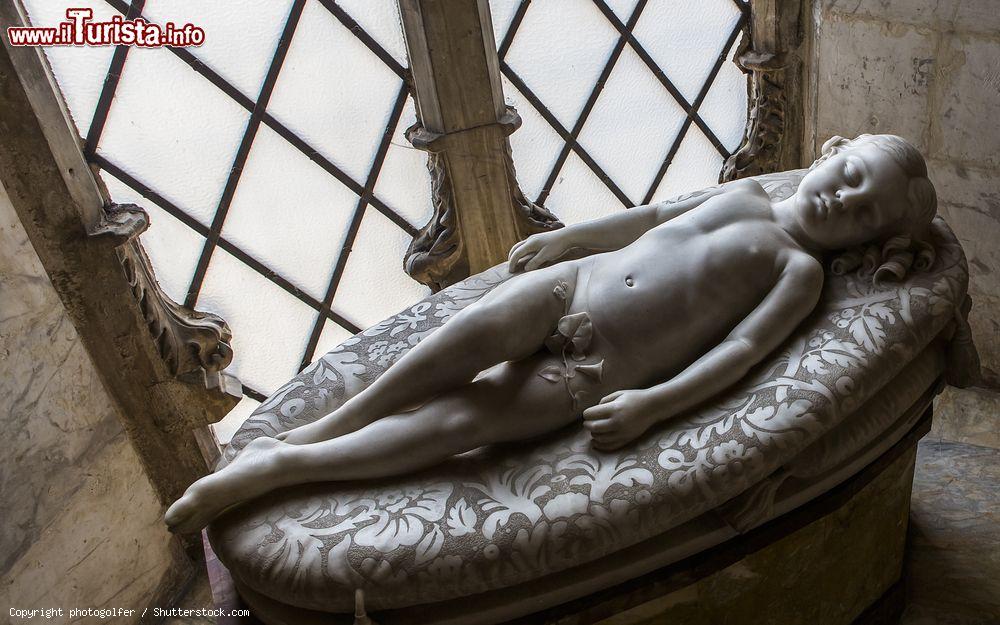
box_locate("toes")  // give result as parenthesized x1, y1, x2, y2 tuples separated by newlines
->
(164, 497, 194, 532)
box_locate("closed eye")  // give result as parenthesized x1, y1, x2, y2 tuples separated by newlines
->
(844, 161, 862, 187)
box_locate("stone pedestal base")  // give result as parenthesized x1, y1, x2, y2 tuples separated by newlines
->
(535, 436, 919, 625)
(204, 413, 927, 625)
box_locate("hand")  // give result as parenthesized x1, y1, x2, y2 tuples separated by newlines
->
(507, 230, 571, 273)
(582, 390, 656, 451)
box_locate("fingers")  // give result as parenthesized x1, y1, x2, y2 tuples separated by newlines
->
(508, 238, 527, 259)
(523, 249, 553, 272)
(508, 251, 535, 274)
(582, 418, 615, 433)
(507, 240, 529, 272)
(582, 403, 614, 420)
(590, 433, 628, 451)
(599, 390, 623, 404)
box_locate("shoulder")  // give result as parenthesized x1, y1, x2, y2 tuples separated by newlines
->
(723, 178, 769, 198)
(781, 252, 824, 292)
(711, 178, 771, 212)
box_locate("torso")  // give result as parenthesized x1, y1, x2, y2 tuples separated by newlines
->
(569, 183, 813, 390)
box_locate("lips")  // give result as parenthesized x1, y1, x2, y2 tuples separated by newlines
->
(815, 194, 829, 219)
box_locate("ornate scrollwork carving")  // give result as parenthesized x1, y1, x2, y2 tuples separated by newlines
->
(500, 107, 562, 237)
(721, 51, 787, 182)
(722, 0, 805, 183)
(403, 106, 561, 292)
(92, 203, 235, 378)
(403, 125, 468, 292)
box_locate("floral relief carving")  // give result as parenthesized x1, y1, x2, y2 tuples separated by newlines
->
(212, 171, 970, 612)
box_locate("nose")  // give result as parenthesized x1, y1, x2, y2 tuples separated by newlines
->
(828, 195, 844, 211)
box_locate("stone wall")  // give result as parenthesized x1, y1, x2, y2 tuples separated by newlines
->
(0, 183, 191, 621)
(806, 0, 1000, 447)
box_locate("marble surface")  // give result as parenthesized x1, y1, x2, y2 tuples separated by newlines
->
(902, 440, 1000, 623)
(166, 439, 1000, 624)
(0, 184, 186, 620)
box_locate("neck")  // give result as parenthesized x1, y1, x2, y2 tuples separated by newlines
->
(772, 195, 821, 254)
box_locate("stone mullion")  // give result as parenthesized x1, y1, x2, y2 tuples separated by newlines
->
(722, 0, 806, 181)
(398, 0, 561, 291)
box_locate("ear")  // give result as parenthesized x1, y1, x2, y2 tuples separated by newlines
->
(907, 177, 937, 232)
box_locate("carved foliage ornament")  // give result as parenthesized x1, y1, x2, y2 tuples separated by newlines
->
(404, 106, 562, 292)
(91, 203, 234, 377)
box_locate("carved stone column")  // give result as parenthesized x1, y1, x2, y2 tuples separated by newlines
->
(722, 0, 806, 181)
(398, 0, 561, 291)
(0, 2, 240, 504)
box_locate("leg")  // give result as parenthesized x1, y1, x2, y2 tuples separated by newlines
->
(165, 354, 575, 533)
(279, 265, 574, 445)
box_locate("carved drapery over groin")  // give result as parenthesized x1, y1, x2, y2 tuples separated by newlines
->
(0, 1, 240, 504)
(722, 0, 806, 182)
(399, 0, 561, 291)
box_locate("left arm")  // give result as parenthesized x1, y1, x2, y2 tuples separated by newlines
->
(583, 254, 824, 450)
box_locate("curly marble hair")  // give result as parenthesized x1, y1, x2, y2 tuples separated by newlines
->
(813, 134, 938, 285)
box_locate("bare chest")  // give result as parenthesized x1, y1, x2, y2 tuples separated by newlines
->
(579, 222, 785, 383)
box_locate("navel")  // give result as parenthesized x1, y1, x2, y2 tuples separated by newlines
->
(624, 276, 635, 287)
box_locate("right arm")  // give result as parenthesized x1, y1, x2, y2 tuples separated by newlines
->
(508, 182, 746, 272)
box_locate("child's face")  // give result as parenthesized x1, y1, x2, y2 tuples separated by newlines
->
(794, 143, 912, 250)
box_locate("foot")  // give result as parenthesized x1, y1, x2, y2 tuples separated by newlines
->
(164, 437, 289, 533)
(276, 405, 366, 445)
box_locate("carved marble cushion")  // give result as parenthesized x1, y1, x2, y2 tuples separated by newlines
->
(210, 170, 970, 613)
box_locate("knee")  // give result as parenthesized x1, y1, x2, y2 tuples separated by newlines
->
(437, 410, 491, 450)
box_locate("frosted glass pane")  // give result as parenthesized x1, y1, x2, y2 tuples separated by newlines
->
(373, 96, 433, 229)
(650, 126, 724, 203)
(577, 45, 687, 204)
(100, 171, 205, 304)
(545, 151, 626, 226)
(212, 396, 260, 445)
(632, 0, 742, 103)
(490, 0, 521, 46)
(606, 0, 641, 23)
(503, 76, 565, 201)
(221, 124, 356, 301)
(144, 0, 294, 99)
(337, 0, 408, 67)
(698, 34, 748, 154)
(267, 0, 402, 185)
(97, 47, 250, 226)
(198, 249, 316, 393)
(505, 0, 619, 129)
(313, 320, 355, 361)
(332, 209, 430, 328)
(21, 0, 117, 138)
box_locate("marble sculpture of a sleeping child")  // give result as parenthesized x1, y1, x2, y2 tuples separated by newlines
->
(166, 133, 938, 533)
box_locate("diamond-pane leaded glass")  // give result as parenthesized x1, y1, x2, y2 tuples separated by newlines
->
(21, 0, 432, 439)
(498, 0, 749, 218)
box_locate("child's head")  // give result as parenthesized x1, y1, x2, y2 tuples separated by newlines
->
(795, 134, 937, 283)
